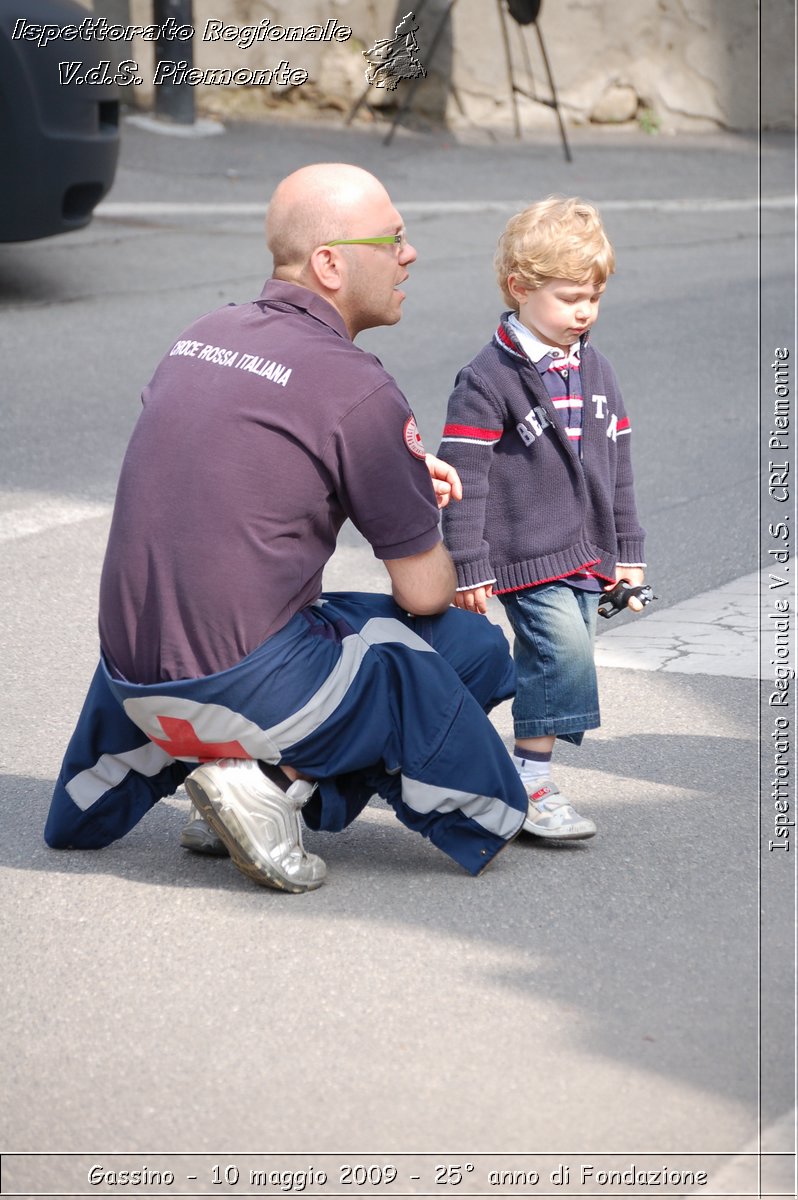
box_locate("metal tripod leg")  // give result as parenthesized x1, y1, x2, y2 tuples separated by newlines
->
(346, 0, 571, 161)
(535, 20, 572, 162)
(495, 0, 572, 162)
(496, 0, 521, 139)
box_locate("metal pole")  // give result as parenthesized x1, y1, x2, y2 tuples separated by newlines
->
(153, 0, 195, 125)
(496, 0, 521, 140)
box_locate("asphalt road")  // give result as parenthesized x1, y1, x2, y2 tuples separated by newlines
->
(0, 114, 794, 1198)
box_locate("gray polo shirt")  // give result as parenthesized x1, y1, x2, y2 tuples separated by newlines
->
(99, 280, 441, 683)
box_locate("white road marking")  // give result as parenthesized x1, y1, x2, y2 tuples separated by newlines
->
(95, 196, 793, 220)
(0, 498, 111, 543)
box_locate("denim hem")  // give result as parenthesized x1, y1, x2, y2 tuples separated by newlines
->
(513, 711, 601, 739)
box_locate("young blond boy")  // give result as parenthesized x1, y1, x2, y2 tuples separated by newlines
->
(438, 197, 647, 839)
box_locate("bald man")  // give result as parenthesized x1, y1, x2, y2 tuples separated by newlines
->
(46, 164, 528, 892)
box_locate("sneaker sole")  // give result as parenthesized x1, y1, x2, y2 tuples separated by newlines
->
(522, 820, 597, 840)
(185, 775, 324, 894)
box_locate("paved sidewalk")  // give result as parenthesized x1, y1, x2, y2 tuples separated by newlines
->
(594, 566, 783, 679)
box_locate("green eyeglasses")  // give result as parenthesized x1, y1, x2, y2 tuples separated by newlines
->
(326, 231, 407, 249)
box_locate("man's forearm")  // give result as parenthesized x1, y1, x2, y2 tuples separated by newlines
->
(386, 542, 457, 615)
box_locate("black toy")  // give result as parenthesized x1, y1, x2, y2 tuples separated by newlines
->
(598, 579, 657, 619)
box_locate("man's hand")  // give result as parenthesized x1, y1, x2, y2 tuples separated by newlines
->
(453, 585, 493, 615)
(606, 566, 646, 612)
(425, 454, 462, 509)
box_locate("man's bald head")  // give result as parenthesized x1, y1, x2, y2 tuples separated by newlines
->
(267, 163, 390, 276)
(265, 162, 415, 339)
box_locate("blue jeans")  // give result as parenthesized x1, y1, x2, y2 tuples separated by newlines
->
(499, 582, 601, 745)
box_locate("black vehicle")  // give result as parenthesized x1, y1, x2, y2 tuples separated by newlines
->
(0, 0, 120, 241)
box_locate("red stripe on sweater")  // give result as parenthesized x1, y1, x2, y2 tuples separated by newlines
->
(442, 424, 502, 441)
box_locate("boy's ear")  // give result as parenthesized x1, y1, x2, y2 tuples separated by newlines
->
(507, 274, 530, 304)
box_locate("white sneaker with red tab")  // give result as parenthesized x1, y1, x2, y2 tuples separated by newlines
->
(523, 780, 597, 840)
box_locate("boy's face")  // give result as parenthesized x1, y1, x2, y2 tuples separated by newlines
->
(509, 275, 606, 353)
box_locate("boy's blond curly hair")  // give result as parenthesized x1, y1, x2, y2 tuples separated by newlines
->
(495, 196, 615, 309)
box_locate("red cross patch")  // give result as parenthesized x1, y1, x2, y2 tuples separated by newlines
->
(147, 715, 250, 762)
(403, 415, 426, 459)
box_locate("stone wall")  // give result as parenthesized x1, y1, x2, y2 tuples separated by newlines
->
(97, 0, 793, 132)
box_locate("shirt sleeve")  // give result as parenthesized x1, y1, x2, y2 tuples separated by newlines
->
(325, 380, 442, 560)
(437, 364, 504, 589)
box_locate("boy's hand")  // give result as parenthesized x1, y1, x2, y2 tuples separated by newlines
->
(454, 585, 493, 615)
(606, 567, 646, 612)
(424, 454, 462, 509)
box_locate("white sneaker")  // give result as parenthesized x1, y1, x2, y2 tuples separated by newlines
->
(185, 759, 326, 892)
(523, 780, 597, 840)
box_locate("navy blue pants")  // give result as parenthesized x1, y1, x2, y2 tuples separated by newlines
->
(46, 594, 527, 875)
